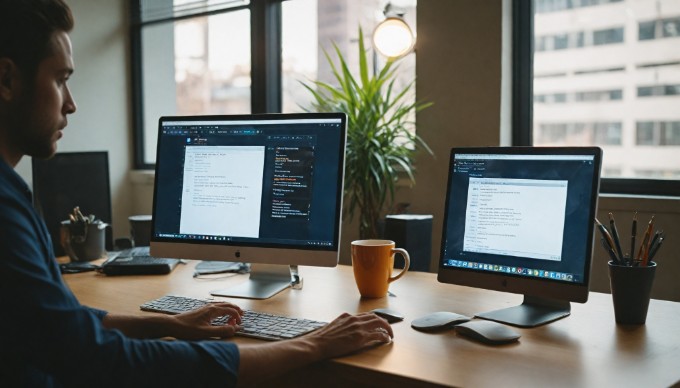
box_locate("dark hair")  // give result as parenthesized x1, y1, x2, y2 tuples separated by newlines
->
(0, 0, 74, 80)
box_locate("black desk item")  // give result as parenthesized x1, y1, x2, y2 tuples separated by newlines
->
(59, 262, 100, 274)
(32, 152, 113, 255)
(454, 320, 521, 345)
(384, 214, 433, 272)
(372, 308, 405, 323)
(411, 311, 471, 331)
(100, 247, 179, 275)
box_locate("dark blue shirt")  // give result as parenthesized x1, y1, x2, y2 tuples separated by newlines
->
(0, 159, 239, 387)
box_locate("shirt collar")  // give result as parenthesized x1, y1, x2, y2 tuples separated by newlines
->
(0, 157, 33, 202)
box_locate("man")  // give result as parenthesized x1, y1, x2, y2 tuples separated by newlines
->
(0, 1, 393, 386)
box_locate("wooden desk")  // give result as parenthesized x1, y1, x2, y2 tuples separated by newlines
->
(65, 261, 680, 387)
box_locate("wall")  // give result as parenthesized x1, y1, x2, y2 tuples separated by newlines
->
(15, 0, 133, 241)
(388, 0, 504, 264)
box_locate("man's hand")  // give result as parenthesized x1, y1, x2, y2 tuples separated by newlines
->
(237, 312, 393, 385)
(167, 302, 244, 340)
(306, 312, 394, 359)
(102, 302, 244, 340)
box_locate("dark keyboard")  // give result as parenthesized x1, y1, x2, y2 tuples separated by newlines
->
(100, 247, 179, 275)
(113, 256, 176, 265)
(140, 295, 327, 341)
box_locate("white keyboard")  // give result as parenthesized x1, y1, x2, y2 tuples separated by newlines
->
(140, 295, 326, 341)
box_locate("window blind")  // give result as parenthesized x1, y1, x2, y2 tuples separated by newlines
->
(138, 0, 249, 24)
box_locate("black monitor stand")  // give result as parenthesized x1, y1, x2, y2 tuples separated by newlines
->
(475, 295, 571, 328)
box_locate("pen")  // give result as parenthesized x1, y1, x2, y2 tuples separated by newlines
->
(595, 218, 617, 260)
(648, 235, 664, 262)
(601, 238, 620, 264)
(630, 212, 637, 265)
(648, 230, 662, 255)
(608, 212, 624, 262)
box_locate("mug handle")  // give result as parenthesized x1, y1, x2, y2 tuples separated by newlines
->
(388, 248, 410, 283)
(60, 225, 78, 262)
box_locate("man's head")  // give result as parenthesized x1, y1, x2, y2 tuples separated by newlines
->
(0, 0, 76, 166)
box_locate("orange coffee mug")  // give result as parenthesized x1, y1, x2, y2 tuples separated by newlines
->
(351, 239, 410, 298)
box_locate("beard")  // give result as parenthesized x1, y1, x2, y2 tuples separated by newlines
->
(7, 88, 61, 160)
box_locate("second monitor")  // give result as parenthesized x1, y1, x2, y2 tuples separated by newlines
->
(437, 147, 602, 327)
(150, 113, 347, 299)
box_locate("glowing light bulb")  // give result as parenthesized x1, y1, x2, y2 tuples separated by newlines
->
(372, 17, 415, 59)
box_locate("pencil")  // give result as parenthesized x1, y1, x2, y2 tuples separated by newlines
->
(637, 215, 655, 266)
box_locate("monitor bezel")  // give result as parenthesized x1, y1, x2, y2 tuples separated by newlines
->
(149, 112, 347, 268)
(437, 146, 602, 304)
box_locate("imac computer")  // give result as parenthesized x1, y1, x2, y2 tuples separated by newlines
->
(437, 147, 602, 327)
(150, 113, 347, 299)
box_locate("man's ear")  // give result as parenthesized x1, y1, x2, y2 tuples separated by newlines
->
(0, 58, 21, 101)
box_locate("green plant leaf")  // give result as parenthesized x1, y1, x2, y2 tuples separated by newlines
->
(300, 26, 433, 239)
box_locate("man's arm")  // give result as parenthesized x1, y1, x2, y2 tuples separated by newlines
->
(101, 302, 244, 339)
(236, 312, 393, 386)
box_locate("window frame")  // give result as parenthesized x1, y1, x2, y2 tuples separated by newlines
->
(512, 1, 680, 197)
(129, 0, 283, 170)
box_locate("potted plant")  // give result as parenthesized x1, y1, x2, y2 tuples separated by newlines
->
(301, 28, 432, 239)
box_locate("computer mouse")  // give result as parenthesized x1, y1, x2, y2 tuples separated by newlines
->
(371, 308, 405, 323)
(454, 320, 521, 345)
(411, 311, 471, 332)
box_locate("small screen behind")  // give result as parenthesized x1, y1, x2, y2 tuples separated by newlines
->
(32, 152, 112, 255)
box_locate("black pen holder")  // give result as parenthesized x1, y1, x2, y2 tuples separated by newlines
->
(608, 261, 656, 325)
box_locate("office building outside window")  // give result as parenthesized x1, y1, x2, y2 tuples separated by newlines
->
(132, 0, 417, 168)
(532, 0, 680, 182)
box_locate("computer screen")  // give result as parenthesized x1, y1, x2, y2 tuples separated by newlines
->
(32, 151, 113, 255)
(150, 113, 347, 299)
(438, 147, 602, 327)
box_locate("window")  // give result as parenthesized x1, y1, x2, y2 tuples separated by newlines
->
(638, 16, 680, 40)
(639, 20, 656, 40)
(131, 0, 258, 168)
(513, 0, 680, 196)
(131, 0, 417, 168)
(535, 0, 623, 13)
(535, 27, 623, 52)
(281, 0, 417, 114)
(636, 121, 655, 145)
(537, 122, 621, 145)
(637, 84, 680, 97)
(637, 121, 680, 146)
(592, 27, 624, 45)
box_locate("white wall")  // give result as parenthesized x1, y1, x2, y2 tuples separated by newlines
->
(15, 0, 133, 241)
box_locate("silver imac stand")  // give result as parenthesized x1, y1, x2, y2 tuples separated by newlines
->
(210, 264, 299, 299)
(475, 295, 571, 328)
